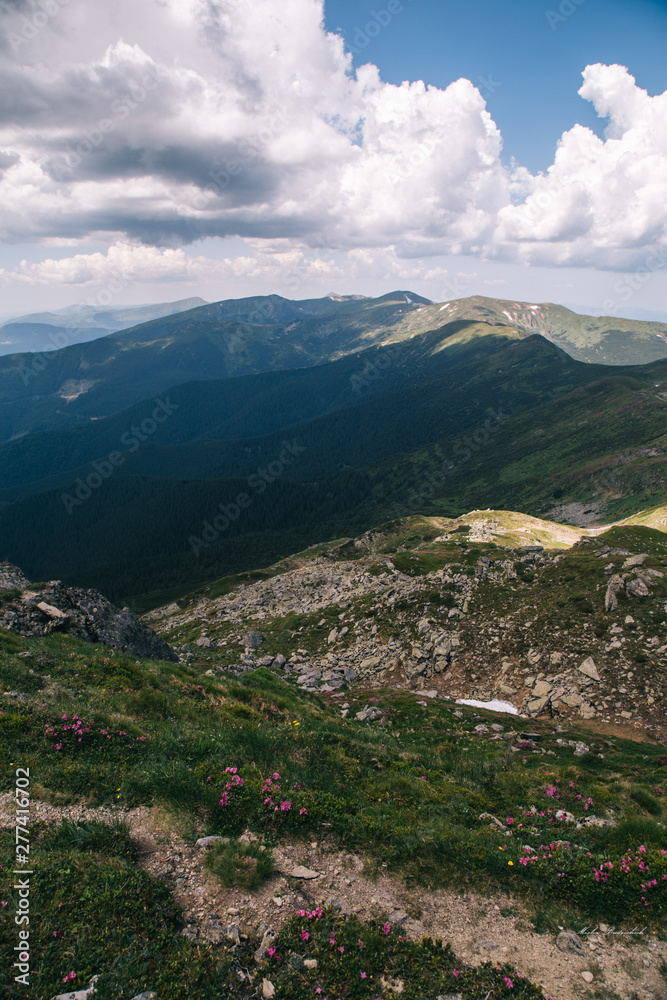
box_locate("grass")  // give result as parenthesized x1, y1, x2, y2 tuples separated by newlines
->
(204, 840, 276, 891)
(1, 621, 666, 996)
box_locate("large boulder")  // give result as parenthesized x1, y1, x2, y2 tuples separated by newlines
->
(0, 569, 177, 662)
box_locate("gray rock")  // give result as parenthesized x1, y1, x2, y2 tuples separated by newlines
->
(131, 993, 158, 1000)
(254, 928, 276, 963)
(195, 836, 230, 848)
(289, 865, 321, 879)
(477, 939, 499, 952)
(50, 977, 99, 1000)
(243, 630, 264, 649)
(623, 554, 647, 569)
(557, 930, 584, 955)
(605, 574, 624, 612)
(627, 578, 650, 598)
(196, 636, 214, 648)
(578, 657, 600, 681)
(2, 574, 177, 661)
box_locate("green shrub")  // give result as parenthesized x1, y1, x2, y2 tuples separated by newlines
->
(205, 840, 275, 891)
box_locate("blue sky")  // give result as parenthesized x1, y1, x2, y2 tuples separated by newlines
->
(0, 0, 667, 321)
(326, 0, 667, 172)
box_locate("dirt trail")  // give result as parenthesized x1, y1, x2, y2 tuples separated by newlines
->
(2, 795, 665, 1000)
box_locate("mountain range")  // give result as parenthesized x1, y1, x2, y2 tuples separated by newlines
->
(0, 296, 207, 356)
(0, 290, 666, 606)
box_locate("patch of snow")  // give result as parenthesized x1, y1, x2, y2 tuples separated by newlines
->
(456, 698, 518, 715)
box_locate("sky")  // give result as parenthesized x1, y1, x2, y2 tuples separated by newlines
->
(0, 0, 667, 321)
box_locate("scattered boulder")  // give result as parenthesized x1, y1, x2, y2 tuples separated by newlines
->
(627, 578, 650, 598)
(556, 930, 584, 955)
(195, 836, 230, 848)
(577, 657, 600, 681)
(0, 561, 29, 590)
(243, 630, 264, 649)
(51, 978, 99, 1000)
(0, 572, 177, 661)
(289, 865, 321, 879)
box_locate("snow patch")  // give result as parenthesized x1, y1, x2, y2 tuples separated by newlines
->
(456, 698, 518, 715)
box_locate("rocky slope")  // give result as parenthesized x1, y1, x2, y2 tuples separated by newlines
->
(143, 509, 667, 739)
(0, 561, 177, 661)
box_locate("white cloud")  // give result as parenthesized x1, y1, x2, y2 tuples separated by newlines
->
(0, 3, 665, 275)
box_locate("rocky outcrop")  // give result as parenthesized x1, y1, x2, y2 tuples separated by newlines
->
(0, 566, 177, 662)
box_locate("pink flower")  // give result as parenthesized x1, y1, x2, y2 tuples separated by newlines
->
(639, 845, 646, 853)
(452, 969, 460, 979)
(361, 972, 367, 979)
(267, 946, 276, 958)
(382, 922, 391, 935)
(339, 946, 344, 953)
(280, 801, 291, 811)
(301, 930, 310, 941)
(300, 808, 308, 815)
(504, 976, 514, 989)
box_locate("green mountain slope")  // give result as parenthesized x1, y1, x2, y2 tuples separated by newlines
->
(1, 329, 665, 602)
(433, 295, 667, 365)
(0, 291, 434, 441)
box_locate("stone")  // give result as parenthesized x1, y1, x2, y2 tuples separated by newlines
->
(254, 928, 276, 963)
(404, 660, 427, 679)
(131, 992, 157, 999)
(196, 636, 214, 648)
(196, 836, 230, 848)
(0, 561, 29, 590)
(1, 574, 178, 661)
(261, 979, 276, 998)
(243, 630, 264, 649)
(479, 812, 505, 831)
(581, 971, 594, 983)
(388, 909, 408, 924)
(51, 977, 100, 1000)
(37, 601, 68, 618)
(605, 574, 624, 612)
(289, 866, 321, 879)
(532, 680, 552, 697)
(623, 554, 646, 569)
(327, 628, 339, 644)
(557, 930, 584, 955)
(578, 657, 600, 681)
(525, 696, 549, 715)
(627, 578, 650, 598)
(304, 959, 318, 970)
(476, 939, 499, 952)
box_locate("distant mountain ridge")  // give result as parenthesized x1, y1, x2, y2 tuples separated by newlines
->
(435, 295, 667, 365)
(1, 289, 666, 443)
(0, 296, 208, 356)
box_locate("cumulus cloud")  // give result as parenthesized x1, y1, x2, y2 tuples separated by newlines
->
(0, 1, 665, 274)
